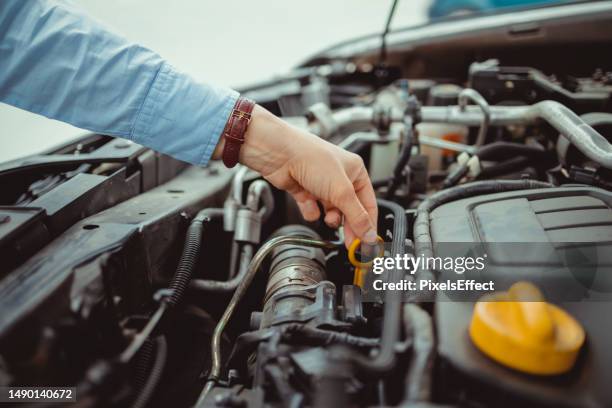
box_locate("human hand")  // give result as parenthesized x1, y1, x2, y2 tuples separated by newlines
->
(213, 105, 378, 247)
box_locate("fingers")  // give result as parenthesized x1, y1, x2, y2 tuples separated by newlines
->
(343, 222, 356, 248)
(262, 133, 378, 248)
(354, 168, 378, 232)
(296, 195, 342, 228)
(272, 175, 321, 222)
(333, 178, 377, 244)
(275, 178, 341, 226)
(324, 209, 342, 228)
(291, 190, 321, 222)
(322, 201, 342, 229)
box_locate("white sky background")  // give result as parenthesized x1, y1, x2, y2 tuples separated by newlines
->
(0, 0, 429, 162)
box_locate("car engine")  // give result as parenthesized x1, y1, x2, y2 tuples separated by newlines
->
(2, 14, 612, 408)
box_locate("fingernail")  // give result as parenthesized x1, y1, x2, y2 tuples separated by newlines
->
(325, 214, 339, 228)
(364, 230, 377, 244)
(304, 200, 318, 213)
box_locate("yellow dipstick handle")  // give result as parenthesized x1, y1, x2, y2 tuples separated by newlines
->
(348, 236, 384, 288)
(353, 267, 367, 287)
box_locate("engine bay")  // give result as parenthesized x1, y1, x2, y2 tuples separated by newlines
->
(2, 14, 612, 407)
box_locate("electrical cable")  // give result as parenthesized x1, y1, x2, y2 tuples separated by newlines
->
(131, 336, 167, 408)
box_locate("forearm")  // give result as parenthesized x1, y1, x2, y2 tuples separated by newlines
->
(0, 0, 237, 165)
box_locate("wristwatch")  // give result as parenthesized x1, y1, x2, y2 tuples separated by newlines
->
(221, 97, 256, 168)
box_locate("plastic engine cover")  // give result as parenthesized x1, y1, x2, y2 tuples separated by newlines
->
(431, 186, 612, 408)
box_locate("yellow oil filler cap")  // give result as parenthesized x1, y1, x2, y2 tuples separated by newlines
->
(469, 281, 585, 375)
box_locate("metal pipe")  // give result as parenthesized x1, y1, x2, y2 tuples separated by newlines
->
(313, 106, 404, 134)
(196, 235, 338, 404)
(246, 179, 275, 220)
(231, 165, 250, 203)
(226, 166, 251, 277)
(530, 101, 612, 169)
(420, 105, 534, 126)
(332, 106, 383, 129)
(328, 98, 612, 169)
(326, 104, 531, 129)
(418, 135, 477, 154)
(190, 180, 274, 291)
(338, 125, 475, 155)
(423, 101, 612, 169)
(458, 89, 490, 146)
(332, 101, 612, 170)
(227, 241, 241, 279)
(338, 131, 397, 150)
(227, 172, 270, 279)
(189, 244, 253, 292)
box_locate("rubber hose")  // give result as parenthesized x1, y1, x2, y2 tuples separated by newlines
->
(477, 156, 533, 179)
(166, 208, 223, 307)
(403, 304, 434, 403)
(386, 123, 414, 198)
(442, 163, 469, 189)
(134, 339, 154, 391)
(476, 142, 549, 162)
(131, 336, 167, 408)
(349, 199, 407, 375)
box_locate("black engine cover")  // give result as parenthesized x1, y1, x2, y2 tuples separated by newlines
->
(431, 186, 612, 408)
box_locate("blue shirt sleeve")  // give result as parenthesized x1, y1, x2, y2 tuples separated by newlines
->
(0, 0, 239, 165)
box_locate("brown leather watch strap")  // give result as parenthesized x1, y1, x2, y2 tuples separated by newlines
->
(221, 97, 256, 168)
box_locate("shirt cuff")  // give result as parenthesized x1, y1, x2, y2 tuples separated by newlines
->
(131, 62, 240, 166)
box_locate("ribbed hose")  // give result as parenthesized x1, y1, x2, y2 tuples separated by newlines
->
(126, 209, 222, 404)
(134, 339, 154, 391)
(72, 210, 220, 404)
(402, 304, 434, 403)
(349, 199, 407, 376)
(414, 179, 552, 301)
(131, 336, 167, 408)
(166, 208, 223, 307)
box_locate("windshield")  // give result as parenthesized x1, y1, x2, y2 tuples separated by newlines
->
(0, 0, 582, 163)
(424, 0, 576, 21)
